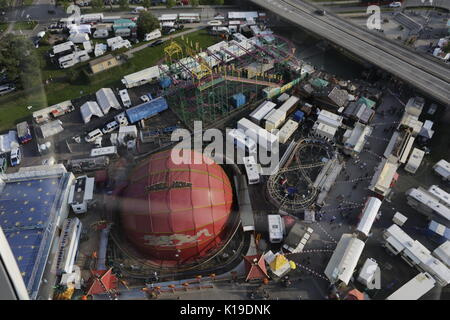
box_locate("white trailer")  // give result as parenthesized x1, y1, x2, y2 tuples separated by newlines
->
(158, 14, 178, 22)
(433, 160, 450, 181)
(405, 148, 425, 174)
(93, 29, 109, 38)
(237, 118, 278, 151)
(178, 13, 200, 23)
(119, 89, 132, 108)
(144, 29, 162, 41)
(249, 100, 276, 124)
(264, 109, 286, 131)
(268, 214, 284, 243)
(227, 129, 257, 154)
(386, 272, 435, 300)
(356, 197, 382, 238)
(277, 95, 299, 116)
(81, 13, 103, 23)
(90, 146, 118, 158)
(278, 119, 298, 144)
(243, 156, 260, 184)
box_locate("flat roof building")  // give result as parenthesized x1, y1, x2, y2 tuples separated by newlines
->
(0, 165, 75, 299)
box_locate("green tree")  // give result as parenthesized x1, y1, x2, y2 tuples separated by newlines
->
(0, 34, 41, 90)
(136, 11, 160, 39)
(91, 0, 104, 9)
(166, 0, 176, 8)
(118, 0, 129, 9)
(142, 0, 151, 9)
(191, 0, 199, 7)
(0, 0, 12, 9)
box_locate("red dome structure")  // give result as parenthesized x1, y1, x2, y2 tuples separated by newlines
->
(120, 149, 234, 266)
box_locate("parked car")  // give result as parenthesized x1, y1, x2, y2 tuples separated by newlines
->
(85, 128, 104, 143)
(314, 9, 326, 16)
(389, 2, 402, 8)
(10, 147, 22, 167)
(149, 39, 164, 47)
(101, 120, 119, 134)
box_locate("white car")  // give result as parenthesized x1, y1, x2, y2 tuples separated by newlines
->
(10, 147, 22, 167)
(102, 121, 119, 134)
(389, 2, 402, 8)
(140, 94, 150, 103)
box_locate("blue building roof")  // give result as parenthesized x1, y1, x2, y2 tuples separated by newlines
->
(0, 177, 63, 294)
(126, 97, 168, 124)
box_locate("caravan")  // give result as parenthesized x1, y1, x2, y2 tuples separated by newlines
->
(144, 29, 162, 42)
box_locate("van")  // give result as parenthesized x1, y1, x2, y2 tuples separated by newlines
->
(93, 29, 109, 38)
(133, 6, 146, 13)
(10, 147, 22, 167)
(144, 29, 162, 42)
(102, 120, 119, 134)
(85, 128, 103, 143)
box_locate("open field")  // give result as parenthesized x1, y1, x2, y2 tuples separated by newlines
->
(0, 29, 220, 132)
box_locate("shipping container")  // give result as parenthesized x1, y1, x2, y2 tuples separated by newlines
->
(237, 118, 278, 151)
(278, 119, 299, 144)
(387, 273, 435, 300)
(249, 100, 276, 124)
(268, 214, 284, 243)
(264, 109, 286, 131)
(90, 146, 118, 158)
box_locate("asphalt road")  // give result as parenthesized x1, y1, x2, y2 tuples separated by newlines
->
(250, 0, 450, 106)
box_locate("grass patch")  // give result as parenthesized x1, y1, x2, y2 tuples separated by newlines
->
(13, 20, 38, 30)
(23, 0, 34, 5)
(0, 22, 7, 33)
(0, 29, 220, 132)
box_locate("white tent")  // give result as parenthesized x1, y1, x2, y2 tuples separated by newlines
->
(0, 131, 19, 154)
(68, 32, 90, 44)
(95, 88, 121, 115)
(40, 120, 64, 139)
(80, 101, 104, 124)
(68, 24, 92, 34)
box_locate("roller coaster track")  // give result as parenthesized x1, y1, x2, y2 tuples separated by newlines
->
(223, 75, 280, 87)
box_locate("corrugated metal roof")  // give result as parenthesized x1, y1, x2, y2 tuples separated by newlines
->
(125, 97, 168, 124)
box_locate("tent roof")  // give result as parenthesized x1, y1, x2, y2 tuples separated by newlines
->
(87, 268, 118, 296)
(80, 101, 104, 123)
(95, 88, 121, 114)
(270, 254, 288, 271)
(244, 255, 268, 281)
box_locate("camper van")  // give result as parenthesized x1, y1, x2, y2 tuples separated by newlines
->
(93, 29, 109, 38)
(119, 89, 132, 108)
(144, 29, 162, 42)
(115, 28, 131, 38)
(85, 128, 104, 143)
